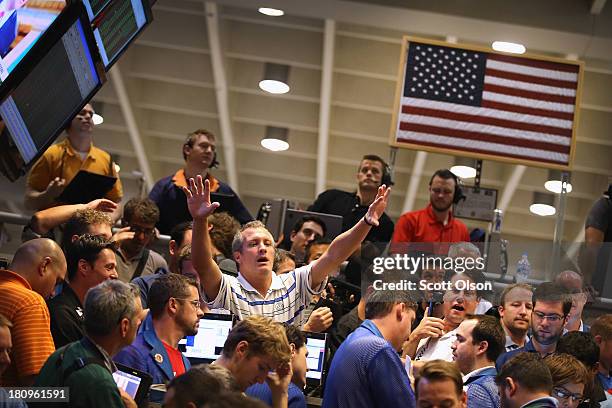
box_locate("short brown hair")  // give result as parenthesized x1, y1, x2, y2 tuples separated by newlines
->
(222, 316, 291, 364)
(533, 282, 572, 316)
(365, 285, 417, 320)
(543, 353, 590, 388)
(123, 197, 160, 225)
(465, 314, 505, 362)
(359, 154, 386, 170)
(183, 129, 216, 161)
(415, 360, 463, 398)
(62, 209, 113, 249)
(499, 283, 533, 306)
(0, 313, 12, 329)
(231, 221, 273, 254)
(496, 353, 552, 393)
(209, 212, 240, 259)
(591, 314, 612, 341)
(148, 274, 198, 319)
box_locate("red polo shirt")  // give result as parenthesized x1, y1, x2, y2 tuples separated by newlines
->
(392, 204, 469, 248)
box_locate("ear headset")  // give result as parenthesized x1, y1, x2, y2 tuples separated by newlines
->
(429, 170, 465, 205)
(381, 162, 394, 187)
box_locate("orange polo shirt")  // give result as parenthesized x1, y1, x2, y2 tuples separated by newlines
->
(392, 204, 469, 249)
(0, 269, 55, 385)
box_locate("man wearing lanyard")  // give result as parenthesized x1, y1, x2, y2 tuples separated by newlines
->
(322, 289, 417, 408)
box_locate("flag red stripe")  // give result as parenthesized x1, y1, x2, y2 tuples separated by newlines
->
(395, 138, 567, 165)
(486, 68, 577, 88)
(480, 100, 574, 121)
(488, 53, 580, 73)
(483, 83, 576, 105)
(401, 105, 572, 138)
(399, 122, 570, 153)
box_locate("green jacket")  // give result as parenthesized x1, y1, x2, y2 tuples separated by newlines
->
(34, 337, 124, 408)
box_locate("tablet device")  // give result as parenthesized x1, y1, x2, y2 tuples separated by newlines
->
(304, 331, 328, 386)
(178, 313, 234, 364)
(113, 362, 153, 406)
(57, 169, 117, 204)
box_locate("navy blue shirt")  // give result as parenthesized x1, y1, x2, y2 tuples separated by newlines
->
(246, 382, 306, 408)
(496, 338, 539, 371)
(322, 320, 416, 408)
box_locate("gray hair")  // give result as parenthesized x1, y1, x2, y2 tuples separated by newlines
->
(448, 241, 481, 258)
(231, 221, 274, 254)
(84, 280, 139, 337)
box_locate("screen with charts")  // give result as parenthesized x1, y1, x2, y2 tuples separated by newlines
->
(0, 0, 67, 83)
(112, 370, 141, 398)
(305, 334, 326, 381)
(82, 0, 113, 20)
(91, 0, 152, 69)
(0, 2, 105, 181)
(180, 314, 233, 361)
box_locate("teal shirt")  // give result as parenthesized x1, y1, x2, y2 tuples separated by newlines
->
(34, 338, 124, 408)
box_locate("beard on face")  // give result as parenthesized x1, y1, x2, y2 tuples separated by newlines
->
(532, 326, 562, 346)
(431, 199, 453, 212)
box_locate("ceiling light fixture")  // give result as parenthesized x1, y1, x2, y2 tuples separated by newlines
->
(529, 192, 556, 216)
(261, 126, 289, 151)
(450, 157, 477, 179)
(258, 7, 284, 17)
(259, 63, 290, 94)
(544, 170, 572, 194)
(492, 41, 526, 54)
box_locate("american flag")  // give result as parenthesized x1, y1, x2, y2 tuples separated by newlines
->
(394, 40, 581, 167)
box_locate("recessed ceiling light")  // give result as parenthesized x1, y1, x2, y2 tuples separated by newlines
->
(529, 192, 556, 216)
(92, 113, 104, 125)
(258, 79, 290, 94)
(544, 180, 573, 194)
(258, 7, 284, 17)
(261, 126, 289, 151)
(492, 41, 526, 54)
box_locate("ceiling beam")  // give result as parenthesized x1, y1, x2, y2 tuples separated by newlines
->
(498, 165, 526, 212)
(591, 0, 607, 14)
(205, 2, 239, 191)
(109, 64, 154, 191)
(402, 151, 427, 213)
(315, 19, 336, 195)
(215, 0, 612, 61)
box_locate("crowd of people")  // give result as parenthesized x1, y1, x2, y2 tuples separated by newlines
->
(0, 112, 611, 408)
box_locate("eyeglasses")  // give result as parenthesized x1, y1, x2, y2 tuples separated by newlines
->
(129, 225, 155, 236)
(174, 298, 202, 310)
(553, 386, 585, 403)
(533, 311, 564, 322)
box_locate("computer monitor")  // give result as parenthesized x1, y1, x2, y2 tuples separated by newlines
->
(178, 313, 234, 364)
(90, 0, 153, 69)
(0, 0, 68, 86)
(283, 209, 343, 242)
(304, 331, 328, 386)
(0, 2, 106, 181)
(82, 0, 114, 20)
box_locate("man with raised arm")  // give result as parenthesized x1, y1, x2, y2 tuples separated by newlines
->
(186, 175, 390, 325)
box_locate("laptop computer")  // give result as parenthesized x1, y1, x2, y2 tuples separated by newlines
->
(304, 331, 329, 394)
(113, 362, 153, 406)
(178, 313, 234, 365)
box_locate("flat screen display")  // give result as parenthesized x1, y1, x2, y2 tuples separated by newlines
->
(0, 2, 105, 181)
(0, 0, 67, 83)
(179, 314, 233, 361)
(113, 369, 142, 398)
(305, 333, 327, 382)
(91, 0, 151, 69)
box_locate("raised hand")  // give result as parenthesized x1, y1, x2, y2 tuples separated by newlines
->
(182, 175, 220, 220)
(365, 185, 391, 226)
(86, 198, 117, 213)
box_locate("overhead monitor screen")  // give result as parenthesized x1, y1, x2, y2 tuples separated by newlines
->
(91, 0, 152, 69)
(0, 2, 105, 181)
(81, 0, 113, 20)
(0, 0, 67, 83)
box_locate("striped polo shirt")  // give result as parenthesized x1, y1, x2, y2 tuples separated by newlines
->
(207, 264, 325, 326)
(0, 269, 55, 386)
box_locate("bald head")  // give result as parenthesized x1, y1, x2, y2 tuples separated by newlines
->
(10, 238, 67, 298)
